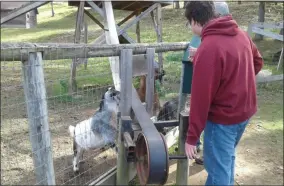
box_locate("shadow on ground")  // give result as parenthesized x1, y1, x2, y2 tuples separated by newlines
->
(6, 150, 117, 185)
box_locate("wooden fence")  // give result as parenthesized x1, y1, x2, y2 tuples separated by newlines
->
(0, 42, 188, 185)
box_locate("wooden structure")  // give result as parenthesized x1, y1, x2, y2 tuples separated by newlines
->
(1, 41, 190, 186)
(22, 52, 55, 185)
(247, 22, 283, 71)
(1, 1, 38, 28)
(67, 1, 172, 92)
(0, 1, 50, 28)
(1, 1, 193, 185)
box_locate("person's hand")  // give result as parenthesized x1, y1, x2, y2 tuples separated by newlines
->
(188, 46, 197, 61)
(185, 142, 197, 160)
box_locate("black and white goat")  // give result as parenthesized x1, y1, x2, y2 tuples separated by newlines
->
(68, 87, 120, 173)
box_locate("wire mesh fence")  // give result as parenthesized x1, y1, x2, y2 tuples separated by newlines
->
(1, 43, 188, 185)
(1, 2, 283, 185)
(1, 48, 120, 185)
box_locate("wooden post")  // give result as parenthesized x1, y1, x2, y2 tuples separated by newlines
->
(146, 48, 155, 116)
(255, 2, 265, 40)
(183, 1, 187, 8)
(247, 23, 253, 37)
(177, 63, 187, 117)
(26, 9, 37, 28)
(136, 11, 141, 43)
(22, 52, 55, 185)
(117, 49, 133, 185)
(84, 21, 88, 69)
(174, 0, 180, 9)
(70, 1, 85, 93)
(102, 1, 121, 91)
(51, 1, 55, 17)
(176, 111, 189, 185)
(156, 4, 163, 81)
(277, 47, 283, 71)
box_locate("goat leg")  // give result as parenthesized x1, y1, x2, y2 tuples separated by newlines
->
(73, 140, 82, 173)
(79, 149, 85, 164)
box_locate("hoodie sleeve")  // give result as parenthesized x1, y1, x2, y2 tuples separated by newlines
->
(186, 45, 222, 145)
(250, 41, 264, 75)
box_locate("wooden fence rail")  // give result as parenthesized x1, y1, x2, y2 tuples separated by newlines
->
(0, 42, 189, 61)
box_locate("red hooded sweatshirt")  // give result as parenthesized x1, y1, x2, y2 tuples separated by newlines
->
(186, 15, 264, 145)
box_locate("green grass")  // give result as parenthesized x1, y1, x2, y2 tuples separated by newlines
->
(1, 2, 282, 104)
(1, 2, 282, 112)
(1, 3, 283, 185)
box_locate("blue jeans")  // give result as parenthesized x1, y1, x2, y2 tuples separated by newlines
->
(203, 119, 249, 185)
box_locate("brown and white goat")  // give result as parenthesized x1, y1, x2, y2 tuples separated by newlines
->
(136, 68, 165, 116)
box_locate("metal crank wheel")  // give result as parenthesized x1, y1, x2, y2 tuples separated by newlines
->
(136, 132, 169, 185)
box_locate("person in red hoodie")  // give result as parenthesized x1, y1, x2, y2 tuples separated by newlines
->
(184, 1, 263, 185)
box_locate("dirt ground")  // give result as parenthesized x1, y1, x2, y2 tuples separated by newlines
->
(1, 71, 283, 186)
(166, 124, 283, 185)
(1, 80, 283, 185)
(165, 83, 283, 185)
(1, 100, 117, 185)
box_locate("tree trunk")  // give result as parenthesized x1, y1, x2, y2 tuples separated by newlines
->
(255, 2, 265, 40)
(183, 1, 187, 8)
(238, 1, 242, 4)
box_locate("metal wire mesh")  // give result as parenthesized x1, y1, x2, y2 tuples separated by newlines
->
(1, 43, 189, 185)
(43, 53, 118, 185)
(1, 47, 120, 185)
(2, 2, 283, 185)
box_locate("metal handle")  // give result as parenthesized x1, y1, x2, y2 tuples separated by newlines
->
(169, 155, 187, 160)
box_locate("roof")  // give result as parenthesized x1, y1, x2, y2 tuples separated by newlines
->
(68, 1, 172, 11)
(1, 2, 28, 10)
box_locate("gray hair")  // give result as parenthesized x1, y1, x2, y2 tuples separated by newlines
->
(214, 2, 230, 16)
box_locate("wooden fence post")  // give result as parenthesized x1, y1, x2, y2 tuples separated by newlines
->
(22, 52, 55, 185)
(70, 1, 85, 93)
(176, 111, 189, 185)
(84, 21, 88, 69)
(255, 2, 265, 40)
(146, 48, 155, 116)
(156, 4, 163, 77)
(117, 49, 133, 185)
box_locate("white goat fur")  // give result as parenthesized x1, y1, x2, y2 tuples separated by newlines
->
(68, 88, 120, 173)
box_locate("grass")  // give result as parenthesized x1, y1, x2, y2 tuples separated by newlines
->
(1, 2, 283, 186)
(1, 3, 282, 96)
(1, 1, 282, 125)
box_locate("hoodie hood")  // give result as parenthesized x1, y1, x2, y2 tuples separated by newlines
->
(201, 15, 239, 40)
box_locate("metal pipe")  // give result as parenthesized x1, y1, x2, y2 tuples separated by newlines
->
(169, 155, 187, 160)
